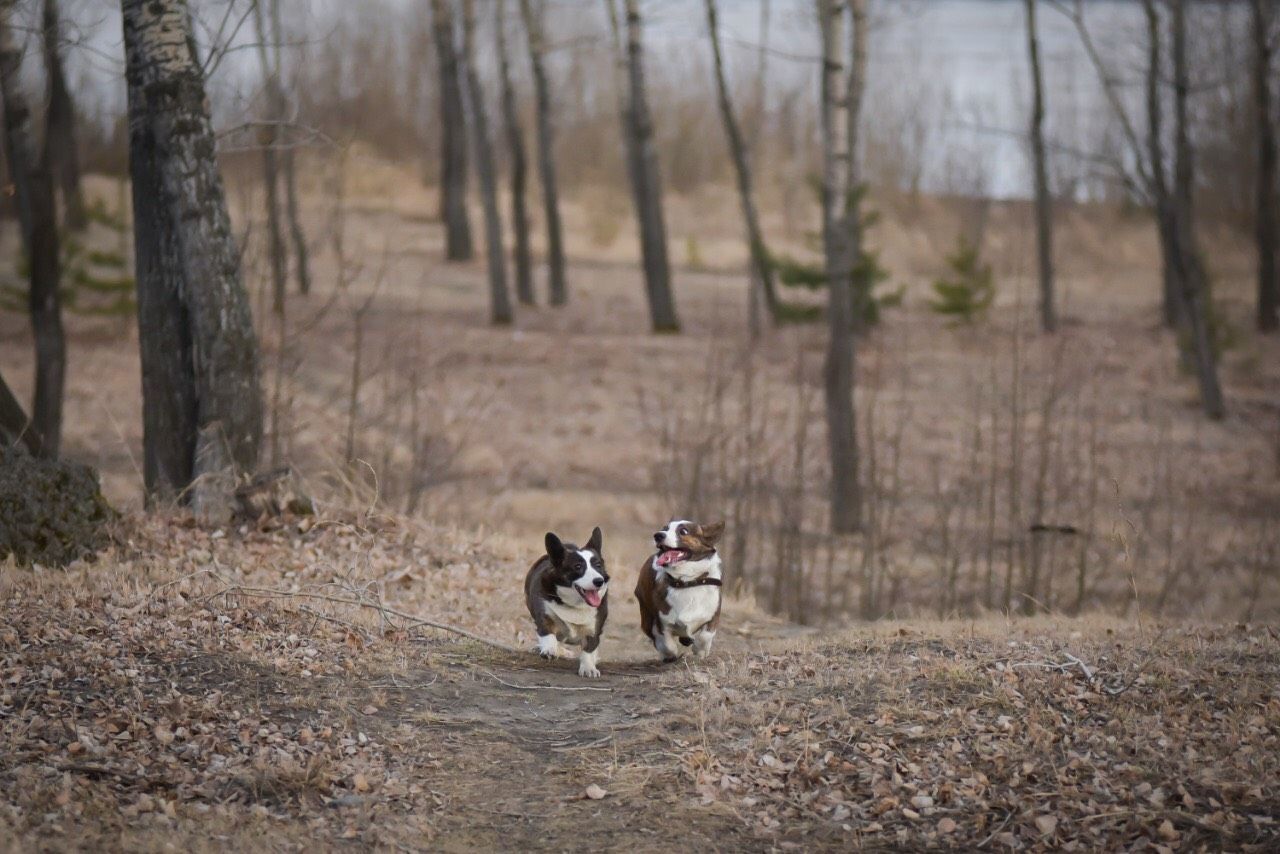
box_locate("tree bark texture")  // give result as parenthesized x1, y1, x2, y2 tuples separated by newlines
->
(818, 0, 861, 533)
(497, 0, 534, 305)
(1024, 0, 1056, 333)
(461, 0, 513, 325)
(252, 0, 287, 315)
(519, 0, 567, 305)
(1169, 0, 1225, 419)
(704, 0, 778, 331)
(1, 0, 64, 459)
(619, 0, 679, 332)
(432, 0, 474, 262)
(123, 0, 263, 498)
(41, 0, 85, 230)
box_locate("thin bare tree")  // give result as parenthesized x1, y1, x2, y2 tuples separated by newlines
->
(252, 0, 287, 315)
(704, 0, 778, 336)
(608, 0, 679, 333)
(1141, 0, 1179, 328)
(41, 0, 85, 230)
(519, 0, 567, 305)
(818, 0, 863, 533)
(461, 0, 513, 325)
(1053, 0, 1224, 418)
(1169, 0, 1225, 419)
(496, 0, 534, 305)
(1024, 0, 1056, 332)
(269, 0, 310, 296)
(432, 0, 474, 261)
(123, 0, 263, 501)
(1, 0, 64, 459)
(1252, 0, 1278, 333)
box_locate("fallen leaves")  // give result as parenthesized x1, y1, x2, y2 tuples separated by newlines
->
(584, 784, 608, 800)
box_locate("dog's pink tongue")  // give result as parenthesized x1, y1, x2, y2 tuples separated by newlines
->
(581, 589, 602, 608)
(657, 550, 680, 567)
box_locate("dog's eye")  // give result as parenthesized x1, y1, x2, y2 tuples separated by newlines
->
(678, 526, 688, 536)
(592, 558, 602, 568)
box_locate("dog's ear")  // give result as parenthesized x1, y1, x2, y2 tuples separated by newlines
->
(545, 532, 566, 566)
(699, 521, 725, 545)
(585, 526, 603, 553)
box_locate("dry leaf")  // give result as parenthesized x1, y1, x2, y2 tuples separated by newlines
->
(585, 784, 608, 800)
(1034, 815, 1057, 835)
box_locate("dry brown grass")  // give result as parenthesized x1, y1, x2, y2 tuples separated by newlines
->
(2, 159, 1277, 624)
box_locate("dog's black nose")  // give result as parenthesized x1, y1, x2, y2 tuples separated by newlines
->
(653, 532, 663, 544)
(592, 576, 605, 588)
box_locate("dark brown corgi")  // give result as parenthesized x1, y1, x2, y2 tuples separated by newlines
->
(524, 527, 609, 678)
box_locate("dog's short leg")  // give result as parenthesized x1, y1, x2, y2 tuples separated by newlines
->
(692, 629, 716, 658)
(577, 647, 600, 678)
(537, 634, 560, 659)
(653, 628, 680, 663)
(578, 634, 601, 678)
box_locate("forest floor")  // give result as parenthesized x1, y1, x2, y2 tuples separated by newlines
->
(1, 515, 1278, 852)
(1, 165, 1280, 849)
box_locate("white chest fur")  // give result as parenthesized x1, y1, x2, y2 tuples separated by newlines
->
(548, 587, 598, 631)
(659, 554, 722, 634)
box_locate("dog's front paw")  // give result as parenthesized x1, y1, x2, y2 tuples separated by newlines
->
(536, 635, 560, 659)
(578, 662, 601, 678)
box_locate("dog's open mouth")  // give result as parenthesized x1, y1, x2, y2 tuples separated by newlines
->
(656, 547, 689, 568)
(575, 586, 603, 608)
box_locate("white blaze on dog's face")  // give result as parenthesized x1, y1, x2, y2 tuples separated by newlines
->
(652, 519, 725, 570)
(547, 528, 609, 609)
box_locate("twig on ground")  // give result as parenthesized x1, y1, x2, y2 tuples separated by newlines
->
(199, 574, 521, 654)
(480, 669, 613, 692)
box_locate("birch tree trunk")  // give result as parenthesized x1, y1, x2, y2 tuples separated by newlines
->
(497, 0, 534, 305)
(704, 0, 777, 334)
(252, 0, 287, 315)
(819, 0, 861, 533)
(614, 0, 679, 333)
(1169, 0, 1225, 419)
(519, 0, 567, 305)
(1024, 0, 1056, 333)
(123, 0, 263, 502)
(41, 0, 85, 230)
(432, 0, 474, 262)
(1, 0, 64, 459)
(461, 0, 513, 325)
(1252, 0, 1278, 333)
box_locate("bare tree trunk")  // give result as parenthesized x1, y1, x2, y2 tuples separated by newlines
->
(123, 0, 263, 501)
(614, 0, 678, 333)
(432, 0, 474, 262)
(818, 0, 861, 533)
(497, 0, 534, 305)
(1, 0, 64, 459)
(1170, 0, 1225, 420)
(1142, 0, 1180, 329)
(41, 0, 85, 230)
(269, 0, 310, 296)
(705, 0, 777, 334)
(519, 0, 567, 305)
(0, 368, 41, 454)
(461, 0, 512, 325)
(1252, 0, 1278, 333)
(252, 0, 287, 316)
(1024, 0, 1056, 333)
